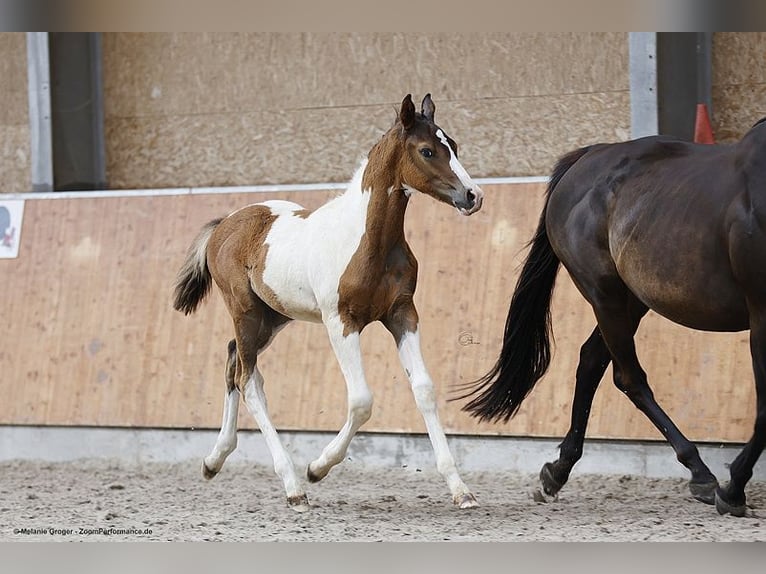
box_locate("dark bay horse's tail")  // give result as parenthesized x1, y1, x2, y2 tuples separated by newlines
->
(172, 218, 223, 315)
(459, 147, 591, 423)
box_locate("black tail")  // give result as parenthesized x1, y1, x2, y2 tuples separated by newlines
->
(457, 147, 591, 423)
(172, 218, 223, 315)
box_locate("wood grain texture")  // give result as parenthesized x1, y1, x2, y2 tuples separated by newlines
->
(101, 32, 630, 187)
(103, 93, 630, 189)
(0, 184, 755, 443)
(711, 32, 766, 143)
(101, 33, 628, 116)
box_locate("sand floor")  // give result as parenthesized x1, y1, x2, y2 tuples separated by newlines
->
(2, 458, 764, 542)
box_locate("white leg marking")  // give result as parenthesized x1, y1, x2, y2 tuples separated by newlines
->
(398, 329, 477, 508)
(203, 388, 240, 476)
(307, 315, 373, 482)
(242, 368, 308, 509)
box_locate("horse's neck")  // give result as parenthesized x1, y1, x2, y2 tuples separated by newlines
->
(360, 156, 409, 252)
(360, 136, 411, 249)
(320, 155, 407, 247)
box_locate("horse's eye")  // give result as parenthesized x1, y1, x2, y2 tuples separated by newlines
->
(420, 148, 433, 159)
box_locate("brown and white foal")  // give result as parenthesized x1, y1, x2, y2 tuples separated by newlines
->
(173, 94, 483, 511)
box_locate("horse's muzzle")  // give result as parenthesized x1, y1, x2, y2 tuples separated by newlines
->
(455, 186, 484, 216)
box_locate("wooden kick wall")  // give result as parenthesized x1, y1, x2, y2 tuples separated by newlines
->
(0, 183, 755, 443)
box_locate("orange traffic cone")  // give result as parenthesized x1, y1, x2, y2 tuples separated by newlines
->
(694, 103, 715, 144)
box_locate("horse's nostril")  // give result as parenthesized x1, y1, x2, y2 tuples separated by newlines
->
(466, 189, 476, 204)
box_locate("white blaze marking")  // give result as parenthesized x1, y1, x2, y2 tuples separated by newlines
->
(436, 129, 475, 190)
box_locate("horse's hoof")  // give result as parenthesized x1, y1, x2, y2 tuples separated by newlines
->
(454, 493, 479, 509)
(537, 462, 562, 501)
(306, 464, 324, 483)
(287, 494, 311, 512)
(201, 460, 217, 480)
(715, 488, 748, 517)
(689, 479, 718, 505)
(531, 486, 558, 503)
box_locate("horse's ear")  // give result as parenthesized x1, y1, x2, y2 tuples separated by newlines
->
(399, 94, 415, 130)
(421, 93, 435, 122)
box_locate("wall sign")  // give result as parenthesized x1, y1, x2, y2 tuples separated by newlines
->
(0, 200, 24, 259)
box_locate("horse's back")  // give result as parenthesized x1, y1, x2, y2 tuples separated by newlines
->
(547, 135, 757, 332)
(725, 119, 766, 309)
(204, 200, 318, 320)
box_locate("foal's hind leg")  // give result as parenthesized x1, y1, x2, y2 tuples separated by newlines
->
(202, 339, 241, 479)
(715, 309, 766, 516)
(592, 291, 718, 504)
(242, 362, 309, 511)
(234, 312, 308, 511)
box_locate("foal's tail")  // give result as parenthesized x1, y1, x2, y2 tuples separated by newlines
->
(172, 218, 223, 315)
(457, 147, 591, 423)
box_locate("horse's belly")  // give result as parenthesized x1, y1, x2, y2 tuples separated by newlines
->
(618, 262, 749, 332)
(640, 294, 748, 332)
(253, 276, 323, 322)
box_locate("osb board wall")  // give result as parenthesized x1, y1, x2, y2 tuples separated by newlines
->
(712, 32, 766, 143)
(0, 183, 755, 443)
(101, 32, 631, 188)
(0, 33, 31, 194)
(2, 33, 764, 196)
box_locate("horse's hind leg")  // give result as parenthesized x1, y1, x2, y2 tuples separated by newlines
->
(716, 309, 766, 517)
(202, 339, 241, 479)
(593, 291, 718, 504)
(537, 296, 645, 501)
(235, 311, 308, 512)
(241, 361, 309, 511)
(536, 326, 612, 502)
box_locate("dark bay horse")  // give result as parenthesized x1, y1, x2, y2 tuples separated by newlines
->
(460, 117, 766, 517)
(174, 94, 482, 511)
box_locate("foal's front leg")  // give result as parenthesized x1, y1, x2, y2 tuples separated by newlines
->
(307, 314, 374, 483)
(386, 312, 478, 509)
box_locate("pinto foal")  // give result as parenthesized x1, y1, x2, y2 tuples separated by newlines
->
(173, 94, 483, 511)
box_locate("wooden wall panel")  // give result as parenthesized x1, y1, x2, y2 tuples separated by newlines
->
(101, 32, 630, 188)
(712, 32, 766, 143)
(0, 184, 755, 442)
(103, 92, 630, 190)
(0, 32, 31, 193)
(102, 33, 628, 118)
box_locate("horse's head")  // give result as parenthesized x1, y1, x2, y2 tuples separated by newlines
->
(392, 94, 483, 216)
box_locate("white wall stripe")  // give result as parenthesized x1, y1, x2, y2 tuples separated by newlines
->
(2, 176, 550, 202)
